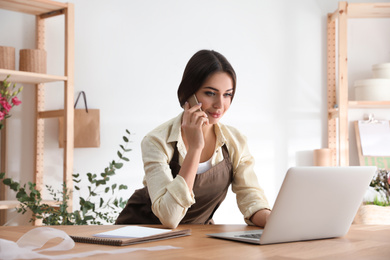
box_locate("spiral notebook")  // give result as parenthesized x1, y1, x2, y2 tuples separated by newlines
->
(69, 226, 191, 246)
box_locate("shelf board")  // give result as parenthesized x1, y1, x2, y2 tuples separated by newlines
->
(0, 200, 19, 210)
(328, 101, 390, 119)
(0, 0, 67, 16)
(38, 109, 64, 119)
(348, 3, 390, 18)
(349, 100, 390, 108)
(329, 3, 390, 21)
(0, 69, 67, 84)
(0, 200, 60, 210)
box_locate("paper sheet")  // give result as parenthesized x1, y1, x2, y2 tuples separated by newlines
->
(358, 120, 390, 156)
(93, 226, 172, 239)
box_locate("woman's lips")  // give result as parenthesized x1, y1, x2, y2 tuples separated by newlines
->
(208, 112, 222, 118)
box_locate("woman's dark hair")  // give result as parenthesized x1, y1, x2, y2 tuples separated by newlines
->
(177, 50, 237, 107)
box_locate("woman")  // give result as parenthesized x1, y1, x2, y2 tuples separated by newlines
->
(116, 50, 270, 228)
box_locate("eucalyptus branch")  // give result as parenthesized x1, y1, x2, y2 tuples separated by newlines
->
(1, 129, 132, 225)
(72, 130, 131, 224)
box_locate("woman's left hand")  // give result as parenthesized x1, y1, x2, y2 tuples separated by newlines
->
(250, 209, 271, 228)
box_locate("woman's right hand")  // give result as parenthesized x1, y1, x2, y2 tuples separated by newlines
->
(181, 101, 209, 151)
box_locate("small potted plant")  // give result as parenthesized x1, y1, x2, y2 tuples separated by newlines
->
(354, 169, 390, 224)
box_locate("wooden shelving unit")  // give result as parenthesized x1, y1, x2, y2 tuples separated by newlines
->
(327, 2, 390, 166)
(0, 0, 74, 225)
(0, 69, 67, 84)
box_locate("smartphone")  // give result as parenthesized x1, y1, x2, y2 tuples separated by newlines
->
(188, 94, 202, 111)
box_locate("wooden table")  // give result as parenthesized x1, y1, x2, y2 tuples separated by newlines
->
(1, 224, 390, 259)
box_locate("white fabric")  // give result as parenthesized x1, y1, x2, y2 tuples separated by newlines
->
(197, 157, 213, 174)
(0, 227, 180, 259)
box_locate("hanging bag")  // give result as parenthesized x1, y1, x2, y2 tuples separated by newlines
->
(58, 91, 100, 148)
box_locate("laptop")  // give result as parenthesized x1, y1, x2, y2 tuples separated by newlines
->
(208, 166, 376, 245)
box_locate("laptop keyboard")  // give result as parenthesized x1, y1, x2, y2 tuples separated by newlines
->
(235, 233, 262, 239)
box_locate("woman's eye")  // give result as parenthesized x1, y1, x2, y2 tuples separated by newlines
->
(205, 91, 215, 96)
(224, 93, 233, 97)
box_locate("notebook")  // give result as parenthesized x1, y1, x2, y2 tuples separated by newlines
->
(208, 166, 376, 245)
(70, 226, 191, 246)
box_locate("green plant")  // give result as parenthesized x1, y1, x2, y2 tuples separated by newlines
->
(0, 129, 132, 225)
(368, 169, 390, 206)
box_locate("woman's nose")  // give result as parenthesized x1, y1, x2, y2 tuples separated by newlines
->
(213, 96, 223, 108)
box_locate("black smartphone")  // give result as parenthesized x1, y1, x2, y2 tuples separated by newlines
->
(187, 94, 202, 111)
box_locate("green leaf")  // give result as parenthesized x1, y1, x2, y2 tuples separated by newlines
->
(114, 162, 123, 169)
(3, 178, 12, 185)
(10, 182, 20, 191)
(119, 184, 128, 190)
(16, 190, 27, 199)
(113, 199, 119, 207)
(0, 172, 5, 179)
(117, 151, 122, 159)
(123, 136, 129, 142)
(105, 170, 115, 176)
(96, 180, 106, 186)
(120, 145, 132, 152)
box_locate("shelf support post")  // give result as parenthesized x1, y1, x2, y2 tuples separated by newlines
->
(327, 13, 337, 166)
(0, 120, 7, 225)
(63, 3, 75, 212)
(32, 12, 46, 226)
(34, 14, 45, 199)
(338, 1, 349, 166)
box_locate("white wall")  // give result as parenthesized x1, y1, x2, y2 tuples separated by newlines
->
(1, 0, 390, 225)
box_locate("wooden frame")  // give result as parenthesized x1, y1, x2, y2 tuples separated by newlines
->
(0, 0, 74, 225)
(327, 2, 390, 166)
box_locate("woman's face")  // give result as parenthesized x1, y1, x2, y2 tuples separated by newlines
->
(195, 72, 234, 125)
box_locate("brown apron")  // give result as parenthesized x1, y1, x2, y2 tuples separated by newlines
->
(115, 144, 233, 225)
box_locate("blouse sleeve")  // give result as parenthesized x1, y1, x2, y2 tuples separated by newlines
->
(226, 127, 270, 225)
(141, 135, 195, 228)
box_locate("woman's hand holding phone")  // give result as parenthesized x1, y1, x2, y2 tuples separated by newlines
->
(187, 94, 202, 112)
(182, 96, 209, 151)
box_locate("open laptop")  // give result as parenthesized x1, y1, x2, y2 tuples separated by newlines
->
(208, 166, 376, 245)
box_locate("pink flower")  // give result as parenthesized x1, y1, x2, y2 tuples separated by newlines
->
(0, 111, 4, 121)
(12, 97, 22, 106)
(0, 98, 12, 112)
